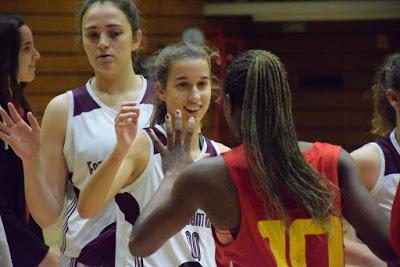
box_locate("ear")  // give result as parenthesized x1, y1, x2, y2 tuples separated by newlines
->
(156, 82, 167, 102)
(386, 89, 400, 109)
(131, 30, 142, 51)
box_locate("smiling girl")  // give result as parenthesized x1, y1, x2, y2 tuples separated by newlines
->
(77, 42, 229, 266)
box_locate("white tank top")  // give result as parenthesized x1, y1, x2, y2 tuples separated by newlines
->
(61, 76, 155, 257)
(368, 129, 400, 218)
(115, 125, 219, 267)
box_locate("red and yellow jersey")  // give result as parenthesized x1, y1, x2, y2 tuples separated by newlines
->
(217, 143, 343, 267)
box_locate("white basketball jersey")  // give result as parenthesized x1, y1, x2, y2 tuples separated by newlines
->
(61, 77, 155, 258)
(115, 125, 219, 267)
(368, 130, 400, 218)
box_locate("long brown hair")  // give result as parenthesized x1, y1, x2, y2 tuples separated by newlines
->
(0, 13, 31, 112)
(371, 53, 400, 136)
(224, 50, 334, 222)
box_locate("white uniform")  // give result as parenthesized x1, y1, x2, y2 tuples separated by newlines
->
(0, 215, 12, 267)
(366, 129, 400, 218)
(61, 76, 155, 266)
(115, 125, 219, 267)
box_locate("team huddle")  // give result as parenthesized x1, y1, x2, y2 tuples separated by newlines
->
(1, 0, 400, 266)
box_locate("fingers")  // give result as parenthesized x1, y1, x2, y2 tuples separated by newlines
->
(0, 106, 14, 127)
(183, 117, 195, 151)
(165, 113, 174, 150)
(0, 130, 11, 144)
(174, 110, 182, 145)
(27, 112, 40, 132)
(115, 112, 138, 125)
(8, 102, 23, 123)
(148, 129, 167, 156)
(0, 121, 8, 135)
(121, 101, 137, 107)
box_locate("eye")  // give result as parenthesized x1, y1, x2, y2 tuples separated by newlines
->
(86, 31, 99, 40)
(109, 31, 122, 39)
(23, 45, 31, 52)
(177, 82, 190, 89)
(197, 81, 209, 90)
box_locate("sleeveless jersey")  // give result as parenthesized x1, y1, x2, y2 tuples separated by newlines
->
(391, 183, 400, 255)
(217, 143, 343, 267)
(62, 76, 155, 257)
(363, 130, 400, 218)
(115, 124, 219, 267)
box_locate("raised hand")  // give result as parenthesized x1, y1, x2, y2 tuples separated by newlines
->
(115, 101, 140, 154)
(0, 102, 41, 161)
(148, 109, 195, 175)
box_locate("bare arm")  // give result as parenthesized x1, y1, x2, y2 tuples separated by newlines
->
(344, 238, 386, 267)
(350, 145, 381, 192)
(339, 149, 398, 263)
(0, 96, 68, 228)
(77, 102, 149, 218)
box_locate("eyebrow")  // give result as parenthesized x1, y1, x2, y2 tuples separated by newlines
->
(84, 24, 123, 30)
(175, 76, 210, 81)
(22, 41, 33, 46)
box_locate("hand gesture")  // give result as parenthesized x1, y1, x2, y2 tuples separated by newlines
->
(0, 102, 41, 161)
(115, 101, 140, 154)
(149, 110, 195, 176)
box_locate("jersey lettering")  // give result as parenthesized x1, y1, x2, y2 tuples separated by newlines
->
(257, 215, 343, 267)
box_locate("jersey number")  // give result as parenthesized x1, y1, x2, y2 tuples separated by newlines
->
(258, 215, 343, 267)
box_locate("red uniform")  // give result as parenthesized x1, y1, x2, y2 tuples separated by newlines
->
(216, 143, 343, 267)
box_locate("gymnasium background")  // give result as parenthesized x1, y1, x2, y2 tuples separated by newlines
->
(1, 0, 400, 248)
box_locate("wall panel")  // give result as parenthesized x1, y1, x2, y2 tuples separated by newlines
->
(0, 0, 205, 118)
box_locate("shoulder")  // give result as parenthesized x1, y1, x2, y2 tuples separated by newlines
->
(44, 93, 69, 115)
(351, 144, 381, 168)
(42, 93, 69, 129)
(350, 144, 381, 191)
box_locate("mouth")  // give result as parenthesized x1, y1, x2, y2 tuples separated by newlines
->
(183, 106, 202, 116)
(96, 54, 113, 59)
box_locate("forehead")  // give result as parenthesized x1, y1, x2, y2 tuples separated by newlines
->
(168, 58, 210, 80)
(82, 1, 130, 29)
(19, 25, 33, 43)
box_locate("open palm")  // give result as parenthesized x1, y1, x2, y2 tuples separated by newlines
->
(0, 103, 41, 161)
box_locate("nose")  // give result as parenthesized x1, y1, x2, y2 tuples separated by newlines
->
(33, 47, 40, 60)
(98, 33, 110, 49)
(189, 87, 201, 102)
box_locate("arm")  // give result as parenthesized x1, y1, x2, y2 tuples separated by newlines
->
(344, 238, 386, 267)
(129, 112, 239, 256)
(77, 102, 149, 218)
(0, 97, 68, 228)
(350, 145, 381, 192)
(339, 149, 398, 263)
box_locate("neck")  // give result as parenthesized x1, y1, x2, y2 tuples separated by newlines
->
(93, 64, 139, 95)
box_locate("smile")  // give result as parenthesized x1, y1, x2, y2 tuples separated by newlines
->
(184, 106, 201, 115)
